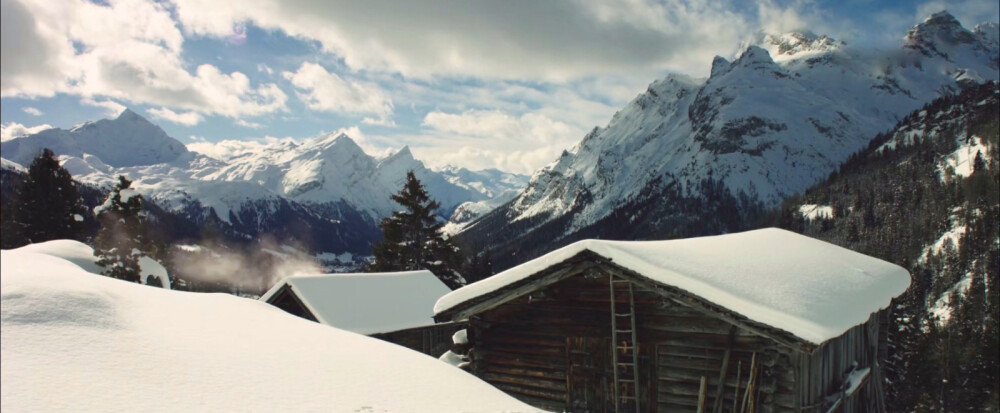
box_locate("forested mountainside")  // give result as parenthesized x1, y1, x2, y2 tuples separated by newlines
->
(778, 81, 998, 411)
(458, 12, 999, 270)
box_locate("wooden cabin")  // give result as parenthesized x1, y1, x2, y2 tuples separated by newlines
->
(262, 270, 462, 356)
(433, 228, 910, 413)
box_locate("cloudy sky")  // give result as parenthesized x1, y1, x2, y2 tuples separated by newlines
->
(1, 0, 997, 174)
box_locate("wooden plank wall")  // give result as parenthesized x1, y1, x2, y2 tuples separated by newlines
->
(372, 322, 466, 357)
(795, 310, 885, 412)
(468, 272, 803, 413)
(636, 291, 798, 413)
(470, 273, 610, 412)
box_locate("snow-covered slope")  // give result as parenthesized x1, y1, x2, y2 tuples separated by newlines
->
(0, 247, 540, 412)
(194, 136, 525, 220)
(460, 12, 999, 263)
(441, 166, 529, 234)
(13, 239, 172, 289)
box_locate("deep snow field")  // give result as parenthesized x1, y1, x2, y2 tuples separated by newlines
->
(0, 242, 538, 412)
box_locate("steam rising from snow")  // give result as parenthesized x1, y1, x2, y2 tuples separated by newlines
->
(170, 237, 323, 294)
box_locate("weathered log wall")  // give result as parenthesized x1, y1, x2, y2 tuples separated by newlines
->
(796, 309, 888, 412)
(372, 322, 466, 357)
(469, 270, 800, 413)
(467, 263, 887, 413)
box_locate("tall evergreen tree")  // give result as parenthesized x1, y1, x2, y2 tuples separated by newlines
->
(93, 175, 147, 282)
(9, 148, 85, 245)
(369, 171, 466, 289)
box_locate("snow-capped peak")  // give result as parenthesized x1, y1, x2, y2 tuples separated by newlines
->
(307, 132, 362, 153)
(904, 11, 983, 57)
(711, 56, 731, 77)
(973, 22, 999, 50)
(0, 108, 189, 168)
(383, 145, 414, 163)
(737, 45, 775, 65)
(117, 108, 142, 121)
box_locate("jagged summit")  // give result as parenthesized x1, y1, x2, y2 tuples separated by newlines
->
(735, 45, 776, 66)
(923, 10, 964, 28)
(903, 10, 989, 59)
(975, 22, 999, 46)
(309, 132, 360, 151)
(117, 108, 141, 120)
(458, 11, 1000, 269)
(389, 145, 414, 160)
(710, 56, 731, 77)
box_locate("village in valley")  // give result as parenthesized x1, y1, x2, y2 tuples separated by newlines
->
(1, 1, 998, 412)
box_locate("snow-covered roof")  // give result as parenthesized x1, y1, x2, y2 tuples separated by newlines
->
(0, 249, 538, 412)
(435, 228, 910, 346)
(261, 270, 451, 335)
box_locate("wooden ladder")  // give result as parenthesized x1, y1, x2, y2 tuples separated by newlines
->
(610, 276, 641, 413)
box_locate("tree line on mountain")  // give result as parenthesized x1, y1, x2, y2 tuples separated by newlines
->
(456, 172, 765, 270)
(1, 152, 495, 291)
(775, 81, 999, 412)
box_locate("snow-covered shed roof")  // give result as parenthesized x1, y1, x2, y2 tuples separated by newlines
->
(261, 270, 451, 335)
(434, 228, 910, 346)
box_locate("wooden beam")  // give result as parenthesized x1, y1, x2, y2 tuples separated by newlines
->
(697, 376, 709, 413)
(436, 252, 602, 322)
(712, 327, 736, 413)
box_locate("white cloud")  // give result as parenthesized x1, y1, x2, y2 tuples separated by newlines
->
(423, 109, 573, 142)
(170, 0, 751, 80)
(235, 119, 264, 129)
(80, 97, 126, 117)
(415, 109, 584, 174)
(148, 107, 205, 126)
(361, 116, 397, 127)
(1, 0, 287, 120)
(186, 136, 295, 161)
(284, 62, 394, 123)
(415, 144, 573, 176)
(22, 107, 43, 116)
(0, 0, 74, 96)
(1, 122, 53, 141)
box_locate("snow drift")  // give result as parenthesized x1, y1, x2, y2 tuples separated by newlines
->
(0, 247, 538, 412)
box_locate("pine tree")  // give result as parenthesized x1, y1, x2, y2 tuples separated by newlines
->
(369, 171, 466, 289)
(9, 148, 86, 245)
(93, 175, 147, 283)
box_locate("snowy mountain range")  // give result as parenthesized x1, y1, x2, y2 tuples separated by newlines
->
(458, 12, 999, 268)
(0, 109, 527, 256)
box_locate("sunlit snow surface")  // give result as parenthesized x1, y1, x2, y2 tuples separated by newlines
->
(436, 228, 910, 345)
(0, 248, 539, 413)
(15, 239, 170, 289)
